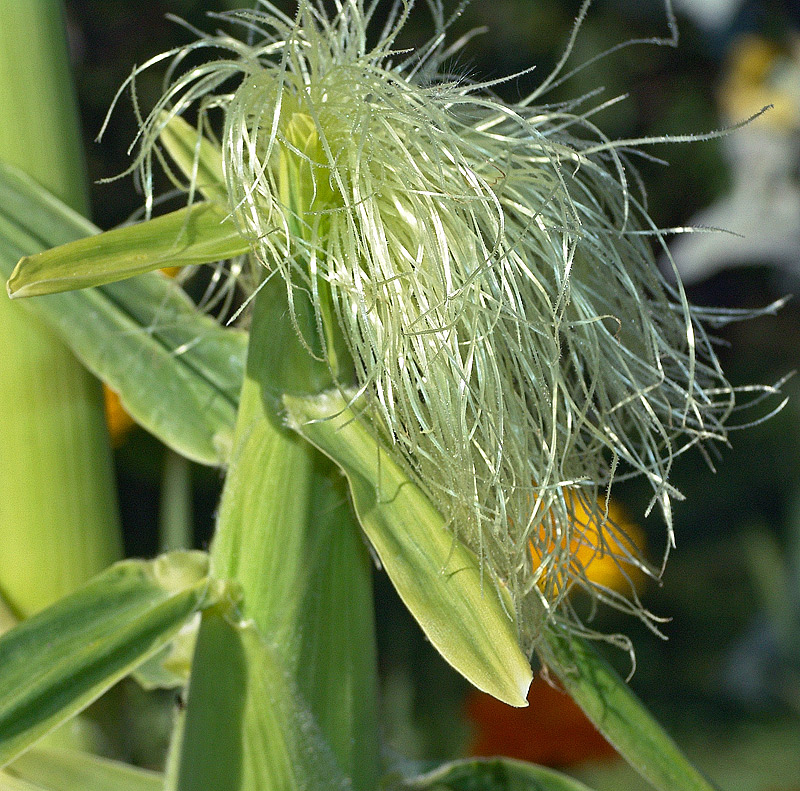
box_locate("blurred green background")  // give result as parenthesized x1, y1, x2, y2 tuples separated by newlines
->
(60, 1, 800, 788)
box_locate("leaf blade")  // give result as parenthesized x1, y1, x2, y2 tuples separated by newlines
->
(283, 390, 533, 708)
(0, 551, 222, 769)
(8, 202, 249, 297)
(157, 115, 227, 205)
(171, 610, 350, 791)
(6, 748, 161, 791)
(540, 627, 720, 791)
(403, 757, 601, 791)
(0, 162, 246, 465)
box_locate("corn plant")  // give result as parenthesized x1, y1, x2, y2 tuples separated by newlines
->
(0, 1, 781, 790)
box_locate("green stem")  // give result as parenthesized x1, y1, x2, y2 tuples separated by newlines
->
(0, 0, 122, 617)
(159, 450, 193, 553)
(184, 278, 380, 790)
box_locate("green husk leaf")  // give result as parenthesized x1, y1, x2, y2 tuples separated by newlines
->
(540, 627, 719, 791)
(7, 201, 248, 297)
(209, 280, 380, 790)
(4, 748, 161, 791)
(283, 389, 533, 708)
(0, 551, 225, 768)
(158, 115, 227, 204)
(400, 757, 600, 791)
(169, 609, 350, 791)
(0, 162, 246, 465)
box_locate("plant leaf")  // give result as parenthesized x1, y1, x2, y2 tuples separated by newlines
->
(157, 115, 227, 204)
(540, 627, 719, 791)
(63, 273, 245, 465)
(0, 551, 225, 769)
(401, 757, 600, 791)
(0, 162, 246, 465)
(0, 0, 125, 627)
(131, 613, 200, 691)
(7, 202, 249, 297)
(0, 771, 41, 791)
(4, 748, 161, 791)
(283, 390, 533, 708)
(209, 280, 380, 789)
(169, 609, 351, 791)
(0, 595, 16, 637)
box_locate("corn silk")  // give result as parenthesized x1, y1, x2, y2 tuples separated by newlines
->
(110, 0, 780, 655)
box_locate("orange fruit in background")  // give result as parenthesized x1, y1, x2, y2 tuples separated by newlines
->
(465, 675, 617, 767)
(103, 385, 135, 447)
(530, 494, 648, 598)
(467, 494, 647, 767)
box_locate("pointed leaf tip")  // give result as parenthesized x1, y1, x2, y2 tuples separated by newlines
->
(283, 390, 533, 708)
(7, 202, 249, 297)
